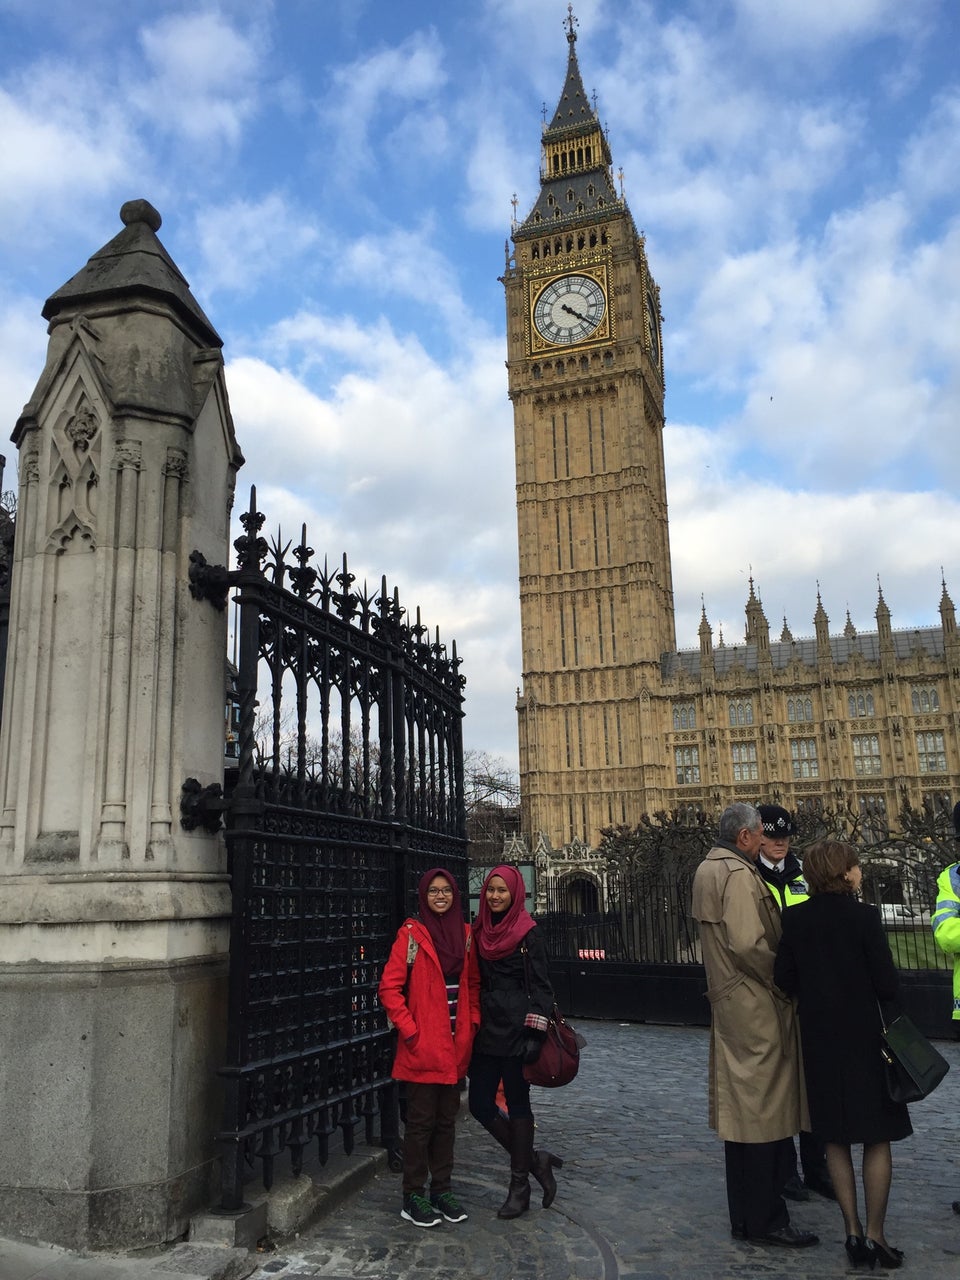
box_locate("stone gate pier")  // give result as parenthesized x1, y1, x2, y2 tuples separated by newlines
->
(0, 201, 244, 1250)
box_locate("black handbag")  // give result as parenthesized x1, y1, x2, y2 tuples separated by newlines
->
(879, 1007, 950, 1104)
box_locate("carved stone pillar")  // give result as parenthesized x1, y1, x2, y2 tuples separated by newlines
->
(0, 201, 244, 1250)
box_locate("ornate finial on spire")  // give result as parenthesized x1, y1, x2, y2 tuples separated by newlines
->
(511, 192, 519, 227)
(592, 88, 599, 113)
(541, 101, 548, 125)
(565, 4, 578, 44)
(617, 166, 625, 198)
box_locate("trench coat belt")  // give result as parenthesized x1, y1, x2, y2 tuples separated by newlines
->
(705, 972, 793, 1058)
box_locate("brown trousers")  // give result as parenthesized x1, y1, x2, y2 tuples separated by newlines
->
(402, 1082, 461, 1195)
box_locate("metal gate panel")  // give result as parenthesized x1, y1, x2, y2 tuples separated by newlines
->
(216, 491, 466, 1209)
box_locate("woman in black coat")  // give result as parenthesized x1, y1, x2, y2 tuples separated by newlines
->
(774, 840, 912, 1269)
(468, 864, 563, 1218)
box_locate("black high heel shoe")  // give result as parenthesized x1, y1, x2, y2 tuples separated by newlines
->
(845, 1235, 874, 1268)
(864, 1239, 904, 1269)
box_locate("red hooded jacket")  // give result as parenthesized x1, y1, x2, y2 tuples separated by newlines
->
(378, 918, 480, 1084)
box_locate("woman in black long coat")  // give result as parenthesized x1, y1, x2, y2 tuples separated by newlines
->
(774, 840, 912, 1269)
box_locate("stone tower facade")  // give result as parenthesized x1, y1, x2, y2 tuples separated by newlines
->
(504, 20, 960, 870)
(503, 13, 675, 852)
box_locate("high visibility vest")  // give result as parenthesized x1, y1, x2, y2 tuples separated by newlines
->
(758, 856, 808, 912)
(781, 874, 809, 909)
(932, 861, 960, 1021)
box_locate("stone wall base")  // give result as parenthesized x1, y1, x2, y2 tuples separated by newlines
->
(0, 950, 227, 1251)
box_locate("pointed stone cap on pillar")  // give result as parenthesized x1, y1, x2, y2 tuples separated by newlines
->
(42, 199, 222, 349)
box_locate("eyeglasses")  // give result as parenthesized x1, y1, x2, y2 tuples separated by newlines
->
(426, 888, 453, 898)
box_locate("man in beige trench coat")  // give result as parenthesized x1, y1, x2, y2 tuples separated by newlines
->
(692, 802, 819, 1248)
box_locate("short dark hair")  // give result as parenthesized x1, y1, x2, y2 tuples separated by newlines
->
(803, 840, 859, 895)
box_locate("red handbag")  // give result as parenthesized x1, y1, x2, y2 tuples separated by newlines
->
(523, 1003, 586, 1088)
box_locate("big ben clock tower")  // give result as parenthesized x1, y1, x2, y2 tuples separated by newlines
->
(504, 9, 676, 852)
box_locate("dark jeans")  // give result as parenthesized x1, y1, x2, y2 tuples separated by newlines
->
(725, 1138, 794, 1237)
(402, 1081, 460, 1196)
(468, 1051, 533, 1125)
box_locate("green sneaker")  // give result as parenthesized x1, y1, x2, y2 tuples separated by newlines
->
(400, 1192, 443, 1227)
(430, 1190, 468, 1223)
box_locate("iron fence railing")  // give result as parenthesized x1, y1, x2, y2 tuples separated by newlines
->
(216, 489, 466, 1210)
(539, 871, 951, 973)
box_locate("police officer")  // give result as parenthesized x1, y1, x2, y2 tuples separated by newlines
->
(757, 804, 835, 1203)
(931, 799, 960, 1214)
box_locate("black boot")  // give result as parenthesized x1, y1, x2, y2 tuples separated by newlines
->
(532, 1148, 563, 1208)
(483, 1111, 563, 1208)
(497, 1117, 534, 1219)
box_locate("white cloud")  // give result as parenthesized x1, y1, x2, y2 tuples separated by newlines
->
(322, 29, 448, 172)
(665, 421, 960, 650)
(130, 11, 264, 146)
(192, 194, 321, 297)
(732, 0, 939, 52)
(0, 75, 135, 236)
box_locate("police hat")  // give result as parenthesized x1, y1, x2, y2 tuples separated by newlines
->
(758, 803, 796, 838)
(953, 800, 960, 840)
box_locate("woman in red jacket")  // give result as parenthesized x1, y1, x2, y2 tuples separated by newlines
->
(379, 867, 479, 1228)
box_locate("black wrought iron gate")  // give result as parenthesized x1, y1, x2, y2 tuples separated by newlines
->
(216, 489, 466, 1210)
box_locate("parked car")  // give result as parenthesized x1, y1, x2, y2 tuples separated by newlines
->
(879, 903, 931, 925)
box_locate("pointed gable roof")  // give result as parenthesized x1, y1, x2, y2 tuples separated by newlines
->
(43, 199, 221, 349)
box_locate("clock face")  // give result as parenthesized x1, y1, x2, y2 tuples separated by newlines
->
(533, 274, 606, 345)
(647, 292, 660, 367)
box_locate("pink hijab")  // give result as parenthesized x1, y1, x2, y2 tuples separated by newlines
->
(473, 863, 536, 961)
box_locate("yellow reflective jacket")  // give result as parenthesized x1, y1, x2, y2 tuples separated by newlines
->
(932, 860, 960, 1021)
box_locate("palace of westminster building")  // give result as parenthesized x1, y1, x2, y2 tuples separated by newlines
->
(500, 14, 960, 877)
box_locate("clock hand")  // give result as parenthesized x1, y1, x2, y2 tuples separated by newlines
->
(561, 303, 589, 322)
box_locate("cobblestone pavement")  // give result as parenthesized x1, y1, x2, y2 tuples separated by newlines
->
(245, 1021, 960, 1280)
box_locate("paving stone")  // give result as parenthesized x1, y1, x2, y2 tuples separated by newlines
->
(245, 1020, 960, 1280)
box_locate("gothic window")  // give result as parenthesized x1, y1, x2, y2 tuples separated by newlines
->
(600, 229, 608, 244)
(675, 745, 700, 785)
(554, 209, 562, 220)
(566, 236, 574, 252)
(585, 145, 592, 164)
(858, 794, 887, 840)
(566, 188, 574, 202)
(587, 183, 595, 197)
(728, 699, 754, 726)
(555, 237, 562, 253)
(542, 240, 550, 256)
(531, 244, 539, 260)
(852, 734, 881, 775)
(589, 232, 597, 247)
(532, 364, 541, 380)
(791, 738, 819, 779)
(923, 791, 951, 817)
(796, 796, 824, 815)
(916, 730, 947, 773)
(547, 193, 555, 206)
(576, 146, 583, 166)
(848, 691, 875, 717)
(603, 350, 613, 367)
(673, 702, 696, 730)
(597, 197, 604, 208)
(580, 355, 589, 372)
(552, 156, 560, 173)
(911, 686, 940, 713)
(731, 742, 758, 782)
(534, 212, 542, 223)
(787, 697, 813, 723)
(577, 231, 585, 248)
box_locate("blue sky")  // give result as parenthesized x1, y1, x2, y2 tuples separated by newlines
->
(1, 0, 959, 768)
